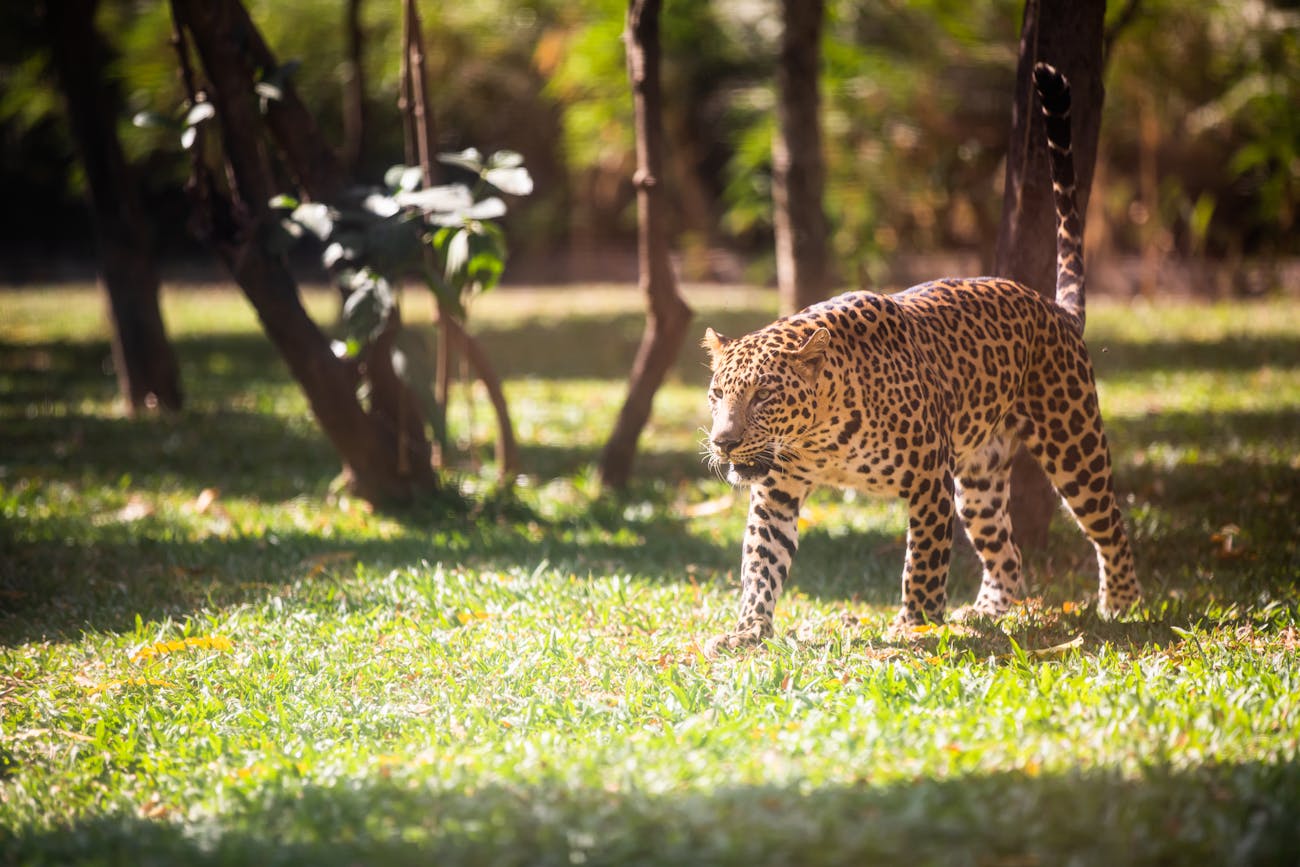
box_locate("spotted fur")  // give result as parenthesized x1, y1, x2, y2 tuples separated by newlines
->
(701, 63, 1139, 654)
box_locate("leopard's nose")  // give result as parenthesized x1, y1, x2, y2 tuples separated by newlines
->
(711, 435, 741, 456)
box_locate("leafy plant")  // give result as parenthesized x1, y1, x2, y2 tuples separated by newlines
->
(274, 148, 532, 359)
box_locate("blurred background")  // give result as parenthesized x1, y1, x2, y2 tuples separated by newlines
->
(1, 0, 1296, 294)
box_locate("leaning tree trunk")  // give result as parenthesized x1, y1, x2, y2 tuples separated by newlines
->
(340, 0, 367, 174)
(598, 0, 693, 490)
(773, 0, 831, 317)
(170, 0, 437, 503)
(45, 0, 183, 415)
(995, 0, 1106, 549)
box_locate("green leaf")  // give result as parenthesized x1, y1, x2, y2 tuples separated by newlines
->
(340, 269, 396, 346)
(1229, 142, 1271, 177)
(322, 242, 349, 270)
(132, 111, 179, 131)
(466, 249, 505, 294)
(1004, 635, 1031, 669)
(269, 194, 300, 210)
(1188, 193, 1216, 248)
(444, 228, 470, 280)
(395, 184, 474, 214)
(385, 164, 425, 192)
(438, 148, 485, 173)
(184, 102, 215, 126)
(361, 193, 400, 218)
(484, 166, 534, 197)
(290, 203, 336, 240)
(254, 80, 284, 103)
(488, 149, 525, 169)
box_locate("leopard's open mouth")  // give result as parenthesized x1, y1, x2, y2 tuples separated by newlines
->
(729, 455, 774, 482)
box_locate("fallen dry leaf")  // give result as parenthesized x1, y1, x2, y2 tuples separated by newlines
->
(681, 494, 734, 518)
(193, 487, 220, 514)
(116, 496, 154, 523)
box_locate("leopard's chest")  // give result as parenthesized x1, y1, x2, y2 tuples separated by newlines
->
(780, 406, 919, 496)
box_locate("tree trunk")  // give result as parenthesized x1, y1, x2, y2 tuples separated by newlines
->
(397, 0, 518, 480)
(45, 0, 183, 415)
(773, 0, 831, 317)
(341, 0, 367, 174)
(995, 0, 1105, 549)
(170, 0, 437, 503)
(598, 0, 693, 490)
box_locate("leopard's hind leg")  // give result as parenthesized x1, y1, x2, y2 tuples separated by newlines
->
(1008, 390, 1140, 617)
(953, 433, 1026, 616)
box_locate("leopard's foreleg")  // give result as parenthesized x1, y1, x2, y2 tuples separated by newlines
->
(705, 477, 810, 656)
(892, 466, 956, 628)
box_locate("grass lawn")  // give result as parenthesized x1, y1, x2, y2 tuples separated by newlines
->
(2, 283, 1298, 865)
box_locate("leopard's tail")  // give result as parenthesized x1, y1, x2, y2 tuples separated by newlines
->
(1032, 62, 1085, 333)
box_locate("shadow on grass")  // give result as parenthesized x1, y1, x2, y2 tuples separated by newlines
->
(1, 334, 297, 405)
(1109, 408, 1300, 457)
(0, 503, 739, 646)
(471, 307, 774, 384)
(6, 761, 1298, 866)
(2, 408, 337, 501)
(5, 432, 1294, 650)
(1092, 334, 1300, 376)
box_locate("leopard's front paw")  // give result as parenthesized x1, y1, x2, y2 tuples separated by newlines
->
(703, 624, 769, 658)
(1097, 595, 1141, 621)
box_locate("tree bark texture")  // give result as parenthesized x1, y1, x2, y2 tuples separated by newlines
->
(773, 0, 831, 317)
(995, 0, 1106, 549)
(171, 0, 437, 503)
(598, 0, 693, 490)
(341, 0, 368, 174)
(46, 0, 183, 415)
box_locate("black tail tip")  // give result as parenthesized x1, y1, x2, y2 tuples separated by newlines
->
(1032, 62, 1071, 116)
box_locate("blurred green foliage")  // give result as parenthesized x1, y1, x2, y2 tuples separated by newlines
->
(1, 0, 1295, 278)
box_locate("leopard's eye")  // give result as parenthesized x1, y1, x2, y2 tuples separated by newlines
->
(709, 387, 723, 401)
(753, 387, 772, 402)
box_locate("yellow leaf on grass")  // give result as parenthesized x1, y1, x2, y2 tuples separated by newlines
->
(88, 677, 177, 694)
(132, 634, 234, 662)
(997, 633, 1084, 662)
(193, 487, 220, 514)
(456, 610, 491, 625)
(682, 494, 734, 518)
(1026, 634, 1084, 658)
(116, 496, 155, 523)
(301, 550, 357, 576)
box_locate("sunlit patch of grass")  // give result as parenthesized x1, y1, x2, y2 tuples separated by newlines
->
(1, 285, 1297, 864)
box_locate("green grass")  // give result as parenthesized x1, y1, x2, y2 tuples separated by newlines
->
(2, 284, 1298, 865)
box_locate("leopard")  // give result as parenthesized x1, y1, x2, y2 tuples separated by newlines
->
(700, 63, 1139, 655)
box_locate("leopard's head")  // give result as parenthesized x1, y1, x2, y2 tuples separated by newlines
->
(702, 324, 830, 484)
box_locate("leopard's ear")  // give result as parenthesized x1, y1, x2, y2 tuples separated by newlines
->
(790, 327, 830, 382)
(795, 327, 831, 362)
(702, 327, 730, 365)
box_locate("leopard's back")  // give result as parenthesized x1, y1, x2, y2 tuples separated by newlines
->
(890, 277, 1090, 455)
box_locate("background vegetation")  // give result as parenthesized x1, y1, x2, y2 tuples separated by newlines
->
(2, 0, 1297, 860)
(1, 0, 1296, 284)
(2, 285, 1298, 863)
